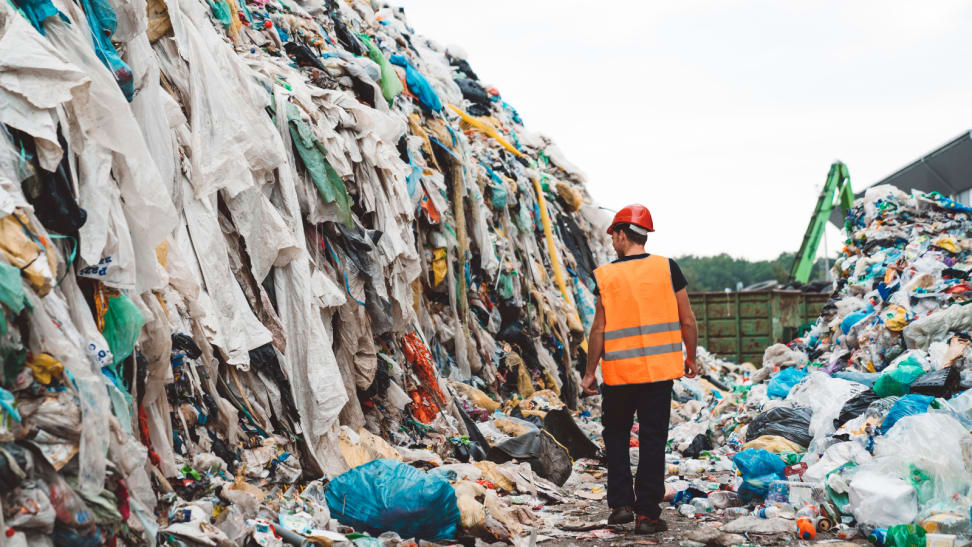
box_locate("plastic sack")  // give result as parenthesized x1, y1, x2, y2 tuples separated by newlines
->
(834, 389, 881, 430)
(746, 406, 812, 447)
(325, 459, 459, 541)
(741, 435, 803, 454)
(879, 394, 934, 434)
(767, 367, 808, 399)
(873, 360, 925, 397)
(909, 367, 961, 399)
(848, 469, 917, 527)
(786, 372, 868, 444)
(885, 524, 926, 547)
(732, 449, 786, 500)
(486, 430, 571, 486)
(101, 293, 146, 369)
(875, 413, 972, 507)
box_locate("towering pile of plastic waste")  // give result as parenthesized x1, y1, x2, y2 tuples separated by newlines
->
(0, 0, 613, 543)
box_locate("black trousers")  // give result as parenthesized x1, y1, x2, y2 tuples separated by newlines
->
(602, 380, 673, 518)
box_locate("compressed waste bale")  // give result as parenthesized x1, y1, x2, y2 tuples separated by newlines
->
(486, 430, 571, 486)
(325, 459, 460, 541)
(745, 406, 812, 447)
(767, 367, 808, 399)
(732, 449, 785, 500)
(908, 367, 961, 399)
(834, 389, 881, 429)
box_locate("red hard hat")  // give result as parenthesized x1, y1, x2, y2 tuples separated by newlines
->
(607, 205, 654, 235)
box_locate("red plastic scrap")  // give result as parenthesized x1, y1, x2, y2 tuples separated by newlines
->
(401, 333, 446, 404)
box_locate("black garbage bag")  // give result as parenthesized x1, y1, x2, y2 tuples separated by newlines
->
(542, 408, 599, 460)
(170, 333, 202, 359)
(487, 430, 571, 486)
(909, 367, 961, 399)
(745, 406, 813, 447)
(10, 127, 86, 235)
(0, 443, 29, 493)
(454, 401, 489, 462)
(454, 78, 491, 115)
(834, 389, 881, 430)
(682, 433, 712, 459)
(448, 54, 479, 80)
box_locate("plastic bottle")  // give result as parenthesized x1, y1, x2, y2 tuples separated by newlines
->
(679, 460, 705, 475)
(724, 507, 750, 517)
(796, 517, 817, 540)
(707, 491, 742, 509)
(766, 480, 790, 504)
(868, 528, 888, 546)
(795, 505, 819, 519)
(691, 497, 712, 514)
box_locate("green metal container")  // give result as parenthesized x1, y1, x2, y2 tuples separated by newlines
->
(690, 290, 830, 366)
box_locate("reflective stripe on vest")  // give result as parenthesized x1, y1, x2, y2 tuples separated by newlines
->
(594, 255, 684, 385)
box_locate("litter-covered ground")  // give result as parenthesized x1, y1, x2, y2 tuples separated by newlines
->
(0, 0, 971, 543)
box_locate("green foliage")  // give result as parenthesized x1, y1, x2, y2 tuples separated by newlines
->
(675, 252, 830, 292)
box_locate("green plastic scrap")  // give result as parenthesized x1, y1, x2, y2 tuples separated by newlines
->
(358, 33, 403, 104)
(207, 0, 233, 28)
(0, 262, 26, 335)
(286, 104, 354, 227)
(101, 293, 146, 372)
(180, 464, 202, 481)
(908, 464, 934, 504)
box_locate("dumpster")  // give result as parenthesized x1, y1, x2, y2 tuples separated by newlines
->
(690, 290, 830, 366)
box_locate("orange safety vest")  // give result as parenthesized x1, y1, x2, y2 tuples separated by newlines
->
(593, 255, 684, 385)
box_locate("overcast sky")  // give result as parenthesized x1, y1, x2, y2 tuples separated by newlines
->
(394, 1, 972, 260)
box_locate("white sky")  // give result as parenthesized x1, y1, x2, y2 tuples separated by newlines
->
(393, 0, 972, 260)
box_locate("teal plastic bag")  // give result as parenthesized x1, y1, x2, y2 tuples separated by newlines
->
(885, 524, 925, 547)
(102, 294, 145, 371)
(767, 367, 809, 399)
(873, 360, 925, 397)
(733, 449, 786, 501)
(326, 459, 459, 541)
(879, 394, 934, 434)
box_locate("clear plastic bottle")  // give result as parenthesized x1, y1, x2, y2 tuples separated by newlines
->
(691, 497, 713, 513)
(708, 491, 743, 509)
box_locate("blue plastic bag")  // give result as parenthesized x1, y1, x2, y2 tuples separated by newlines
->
(733, 449, 786, 500)
(325, 459, 460, 541)
(879, 394, 934, 434)
(767, 367, 809, 399)
(389, 56, 442, 112)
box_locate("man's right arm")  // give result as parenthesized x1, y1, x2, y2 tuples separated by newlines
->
(581, 296, 605, 394)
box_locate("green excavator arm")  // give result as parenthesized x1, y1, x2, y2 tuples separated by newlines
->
(790, 161, 854, 283)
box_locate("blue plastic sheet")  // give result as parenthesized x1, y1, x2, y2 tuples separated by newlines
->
(389, 55, 442, 112)
(80, 0, 135, 100)
(879, 394, 935, 434)
(326, 459, 460, 541)
(733, 449, 786, 500)
(767, 367, 809, 399)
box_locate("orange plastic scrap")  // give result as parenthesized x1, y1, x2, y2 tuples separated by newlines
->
(401, 332, 446, 404)
(408, 387, 441, 424)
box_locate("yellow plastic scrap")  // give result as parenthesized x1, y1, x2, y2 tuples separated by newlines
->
(741, 435, 805, 454)
(555, 180, 583, 211)
(0, 213, 57, 296)
(883, 305, 911, 332)
(26, 353, 64, 385)
(531, 176, 585, 344)
(431, 247, 447, 287)
(934, 237, 959, 253)
(447, 104, 522, 157)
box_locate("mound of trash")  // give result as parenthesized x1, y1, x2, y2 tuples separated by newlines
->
(0, 0, 614, 543)
(665, 186, 972, 545)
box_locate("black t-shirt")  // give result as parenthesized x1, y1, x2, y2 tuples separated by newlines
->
(592, 254, 687, 296)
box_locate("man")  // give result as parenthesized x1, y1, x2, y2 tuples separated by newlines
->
(580, 204, 699, 534)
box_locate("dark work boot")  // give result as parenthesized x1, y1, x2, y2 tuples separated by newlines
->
(607, 506, 634, 525)
(634, 515, 668, 534)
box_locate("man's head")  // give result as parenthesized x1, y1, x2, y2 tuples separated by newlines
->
(610, 223, 648, 257)
(607, 205, 654, 257)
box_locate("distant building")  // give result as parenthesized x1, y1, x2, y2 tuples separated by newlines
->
(832, 130, 972, 226)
